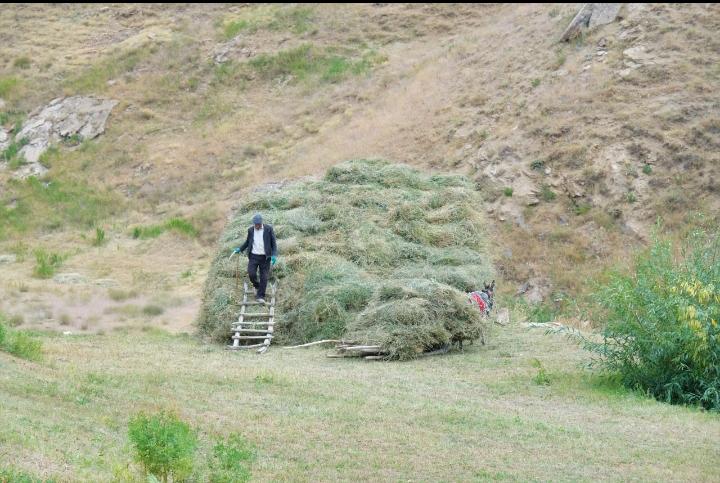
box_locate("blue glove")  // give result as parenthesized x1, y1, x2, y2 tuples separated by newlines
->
(233, 247, 241, 254)
(271, 256, 277, 266)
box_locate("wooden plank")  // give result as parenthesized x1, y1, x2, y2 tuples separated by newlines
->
(232, 321, 272, 326)
(227, 343, 265, 350)
(232, 329, 270, 333)
(232, 335, 274, 340)
(243, 312, 272, 317)
(283, 340, 344, 349)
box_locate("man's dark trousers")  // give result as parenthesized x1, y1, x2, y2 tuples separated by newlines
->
(248, 253, 271, 298)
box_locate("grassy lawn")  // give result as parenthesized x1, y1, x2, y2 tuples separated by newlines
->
(1, 321, 717, 481)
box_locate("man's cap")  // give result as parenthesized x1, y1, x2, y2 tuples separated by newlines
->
(252, 213, 263, 224)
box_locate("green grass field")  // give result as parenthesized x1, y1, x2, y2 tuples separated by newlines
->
(2, 319, 717, 481)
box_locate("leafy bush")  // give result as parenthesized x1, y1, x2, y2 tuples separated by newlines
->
(586, 228, 720, 410)
(128, 410, 197, 482)
(209, 433, 255, 483)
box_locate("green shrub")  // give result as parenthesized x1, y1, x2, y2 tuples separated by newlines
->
(574, 202, 591, 216)
(209, 433, 255, 483)
(13, 56, 31, 69)
(503, 187, 513, 197)
(541, 184, 556, 202)
(0, 467, 52, 482)
(532, 359, 551, 386)
(0, 76, 20, 98)
(142, 305, 164, 317)
(93, 227, 106, 246)
(531, 78, 541, 88)
(584, 228, 720, 410)
(131, 217, 199, 240)
(530, 159, 545, 171)
(643, 164, 653, 175)
(0, 319, 43, 362)
(6, 331, 43, 361)
(128, 410, 197, 482)
(32, 249, 64, 279)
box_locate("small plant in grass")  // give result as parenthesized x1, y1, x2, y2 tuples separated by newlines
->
(0, 76, 20, 98)
(93, 227, 106, 246)
(531, 78, 541, 88)
(531, 359, 551, 386)
(209, 433, 255, 483)
(131, 217, 199, 240)
(0, 467, 51, 483)
(626, 191, 637, 203)
(13, 56, 31, 69)
(143, 305, 164, 317)
(503, 187, 513, 197)
(574, 202, 591, 215)
(33, 249, 65, 279)
(579, 226, 720, 410)
(530, 159, 545, 171)
(643, 164, 653, 175)
(0, 317, 43, 361)
(128, 410, 197, 483)
(540, 184, 556, 202)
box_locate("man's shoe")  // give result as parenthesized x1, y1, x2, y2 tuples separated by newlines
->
(257, 298, 266, 304)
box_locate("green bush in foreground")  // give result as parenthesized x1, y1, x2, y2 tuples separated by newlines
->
(587, 227, 720, 410)
(200, 159, 494, 359)
(128, 410, 197, 482)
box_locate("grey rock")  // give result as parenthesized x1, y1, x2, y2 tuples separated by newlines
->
(53, 273, 88, 285)
(0, 254, 17, 264)
(0, 127, 9, 151)
(17, 96, 118, 163)
(560, 4, 622, 42)
(94, 278, 119, 288)
(12, 162, 48, 180)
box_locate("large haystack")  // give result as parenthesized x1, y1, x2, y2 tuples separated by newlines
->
(199, 160, 494, 359)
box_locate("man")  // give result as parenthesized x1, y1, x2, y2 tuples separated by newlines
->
(233, 213, 278, 303)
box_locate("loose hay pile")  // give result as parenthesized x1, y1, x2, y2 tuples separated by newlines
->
(199, 160, 494, 359)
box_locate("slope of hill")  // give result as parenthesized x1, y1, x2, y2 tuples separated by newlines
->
(2, 4, 718, 334)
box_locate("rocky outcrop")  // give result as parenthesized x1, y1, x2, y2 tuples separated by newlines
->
(16, 96, 118, 164)
(560, 4, 623, 42)
(0, 127, 9, 151)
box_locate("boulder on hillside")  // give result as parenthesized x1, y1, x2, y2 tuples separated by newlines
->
(16, 96, 118, 164)
(560, 4, 623, 42)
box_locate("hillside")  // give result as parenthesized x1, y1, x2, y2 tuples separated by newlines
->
(2, 4, 719, 334)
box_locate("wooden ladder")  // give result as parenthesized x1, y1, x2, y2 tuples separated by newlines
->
(228, 281, 277, 354)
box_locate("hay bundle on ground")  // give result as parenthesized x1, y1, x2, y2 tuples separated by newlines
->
(198, 159, 494, 359)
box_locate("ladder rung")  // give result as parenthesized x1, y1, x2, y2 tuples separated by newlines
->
(232, 329, 269, 333)
(232, 335, 274, 340)
(243, 301, 274, 306)
(243, 312, 271, 317)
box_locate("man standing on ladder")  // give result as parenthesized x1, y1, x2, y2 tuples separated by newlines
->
(233, 213, 278, 304)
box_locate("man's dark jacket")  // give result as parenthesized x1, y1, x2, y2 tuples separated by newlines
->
(238, 224, 278, 258)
